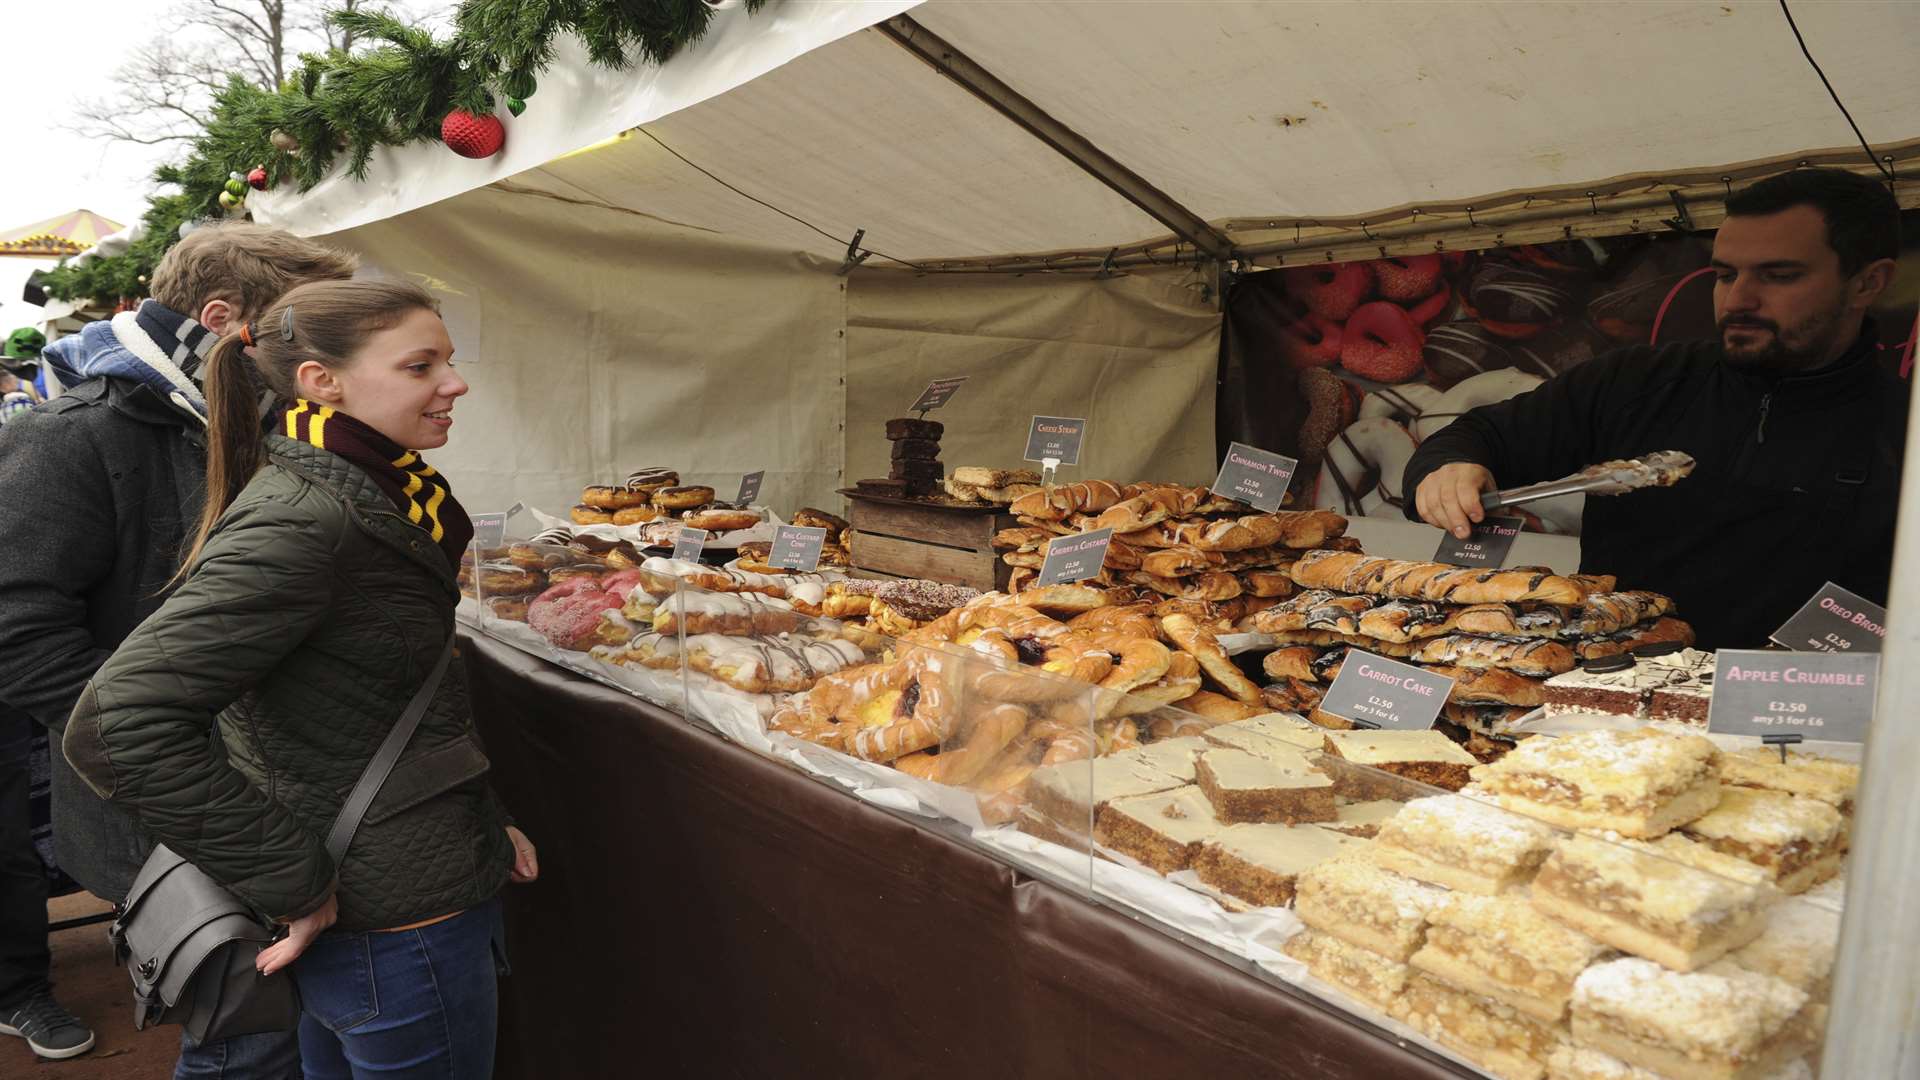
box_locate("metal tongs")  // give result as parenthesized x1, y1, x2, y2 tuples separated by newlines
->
(1479, 450, 1696, 511)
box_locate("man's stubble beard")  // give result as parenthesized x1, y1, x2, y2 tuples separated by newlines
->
(1719, 299, 1850, 373)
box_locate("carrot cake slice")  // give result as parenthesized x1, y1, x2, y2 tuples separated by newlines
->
(1193, 747, 1336, 824)
(1718, 748, 1860, 817)
(1570, 958, 1818, 1080)
(1192, 822, 1362, 907)
(1109, 735, 1212, 784)
(1293, 852, 1446, 962)
(1411, 892, 1610, 1023)
(1026, 754, 1186, 836)
(1680, 787, 1845, 895)
(1530, 833, 1776, 973)
(1394, 970, 1564, 1080)
(1469, 728, 1722, 839)
(1283, 928, 1410, 1012)
(1093, 785, 1223, 875)
(1372, 793, 1558, 895)
(1317, 798, 1404, 839)
(1321, 729, 1478, 797)
(1200, 712, 1326, 756)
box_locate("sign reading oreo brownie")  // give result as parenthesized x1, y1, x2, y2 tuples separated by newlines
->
(1432, 514, 1524, 568)
(1707, 649, 1878, 745)
(671, 527, 708, 563)
(1769, 581, 1886, 654)
(1210, 441, 1297, 513)
(768, 525, 828, 572)
(1023, 416, 1087, 466)
(734, 471, 765, 508)
(909, 376, 968, 414)
(1036, 527, 1113, 587)
(1320, 650, 1455, 731)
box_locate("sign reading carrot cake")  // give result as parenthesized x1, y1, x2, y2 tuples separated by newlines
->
(1707, 650, 1877, 745)
(1319, 650, 1454, 731)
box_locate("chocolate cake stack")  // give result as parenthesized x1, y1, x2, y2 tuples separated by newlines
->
(855, 418, 946, 499)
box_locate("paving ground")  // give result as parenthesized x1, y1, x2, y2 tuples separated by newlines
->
(0, 893, 181, 1078)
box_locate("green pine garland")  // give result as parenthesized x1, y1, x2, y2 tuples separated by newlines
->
(43, 0, 763, 305)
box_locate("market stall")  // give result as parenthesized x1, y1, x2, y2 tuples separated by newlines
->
(217, 1, 1920, 1076)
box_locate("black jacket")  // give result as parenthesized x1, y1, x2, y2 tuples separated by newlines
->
(0, 376, 205, 901)
(1402, 330, 1906, 650)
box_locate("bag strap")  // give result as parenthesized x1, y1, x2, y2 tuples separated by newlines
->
(324, 637, 455, 865)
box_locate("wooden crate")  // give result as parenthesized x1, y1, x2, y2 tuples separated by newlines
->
(846, 496, 1016, 591)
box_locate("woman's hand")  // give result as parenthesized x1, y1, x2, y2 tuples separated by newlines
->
(507, 826, 539, 883)
(257, 892, 338, 976)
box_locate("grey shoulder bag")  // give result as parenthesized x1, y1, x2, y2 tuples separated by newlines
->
(109, 638, 456, 1043)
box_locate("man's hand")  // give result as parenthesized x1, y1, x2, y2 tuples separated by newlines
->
(506, 826, 539, 884)
(1414, 462, 1496, 539)
(257, 892, 338, 976)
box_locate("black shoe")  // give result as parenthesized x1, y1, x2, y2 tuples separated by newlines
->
(0, 989, 95, 1060)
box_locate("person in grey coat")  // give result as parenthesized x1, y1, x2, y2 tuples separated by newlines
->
(0, 223, 355, 1068)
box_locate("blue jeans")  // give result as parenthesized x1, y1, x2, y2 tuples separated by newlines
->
(290, 899, 505, 1080)
(175, 1028, 302, 1080)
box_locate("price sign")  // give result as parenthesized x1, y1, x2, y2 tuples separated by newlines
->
(671, 527, 709, 563)
(735, 471, 765, 508)
(1023, 416, 1087, 466)
(1433, 514, 1523, 568)
(1707, 649, 1877, 745)
(1036, 528, 1113, 587)
(768, 525, 829, 572)
(1319, 651, 1455, 731)
(470, 512, 508, 549)
(910, 376, 968, 414)
(1210, 441, 1298, 513)
(1770, 582, 1886, 654)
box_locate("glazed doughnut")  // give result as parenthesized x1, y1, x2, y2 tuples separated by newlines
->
(791, 507, 850, 534)
(1339, 301, 1426, 383)
(547, 563, 608, 587)
(625, 467, 679, 494)
(684, 508, 761, 533)
(652, 485, 715, 511)
(1295, 367, 1355, 479)
(507, 542, 573, 571)
(528, 579, 619, 651)
(571, 504, 615, 526)
(1465, 260, 1572, 340)
(1159, 613, 1262, 704)
(1314, 416, 1419, 519)
(476, 561, 543, 595)
(1374, 254, 1444, 303)
(1282, 262, 1373, 321)
(612, 506, 660, 526)
(603, 542, 645, 570)
(527, 525, 573, 546)
(485, 595, 531, 622)
(581, 485, 650, 510)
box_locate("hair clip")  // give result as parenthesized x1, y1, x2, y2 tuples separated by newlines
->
(281, 307, 297, 342)
(239, 322, 257, 347)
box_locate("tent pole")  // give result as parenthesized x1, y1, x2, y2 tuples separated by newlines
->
(1821, 369, 1920, 1078)
(876, 14, 1235, 264)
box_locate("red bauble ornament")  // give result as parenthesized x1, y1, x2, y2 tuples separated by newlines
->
(441, 110, 505, 159)
(246, 166, 269, 191)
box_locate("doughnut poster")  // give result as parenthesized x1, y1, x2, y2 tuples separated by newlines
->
(1218, 212, 1920, 536)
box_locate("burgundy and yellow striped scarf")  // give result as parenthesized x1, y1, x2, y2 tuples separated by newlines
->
(279, 398, 473, 568)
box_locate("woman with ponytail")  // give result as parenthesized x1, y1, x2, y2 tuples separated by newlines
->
(64, 279, 535, 1079)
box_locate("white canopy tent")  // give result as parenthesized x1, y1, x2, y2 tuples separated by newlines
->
(251, 4, 1920, 1072)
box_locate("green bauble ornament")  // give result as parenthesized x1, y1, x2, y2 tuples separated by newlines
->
(225, 177, 248, 197)
(503, 70, 537, 100)
(507, 97, 526, 117)
(218, 190, 241, 210)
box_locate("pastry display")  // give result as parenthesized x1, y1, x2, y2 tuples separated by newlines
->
(1679, 787, 1845, 894)
(1469, 729, 1722, 838)
(1542, 648, 1716, 723)
(1569, 958, 1817, 1080)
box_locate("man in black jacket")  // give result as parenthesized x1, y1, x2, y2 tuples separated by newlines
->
(0, 224, 355, 1067)
(1405, 168, 1906, 650)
